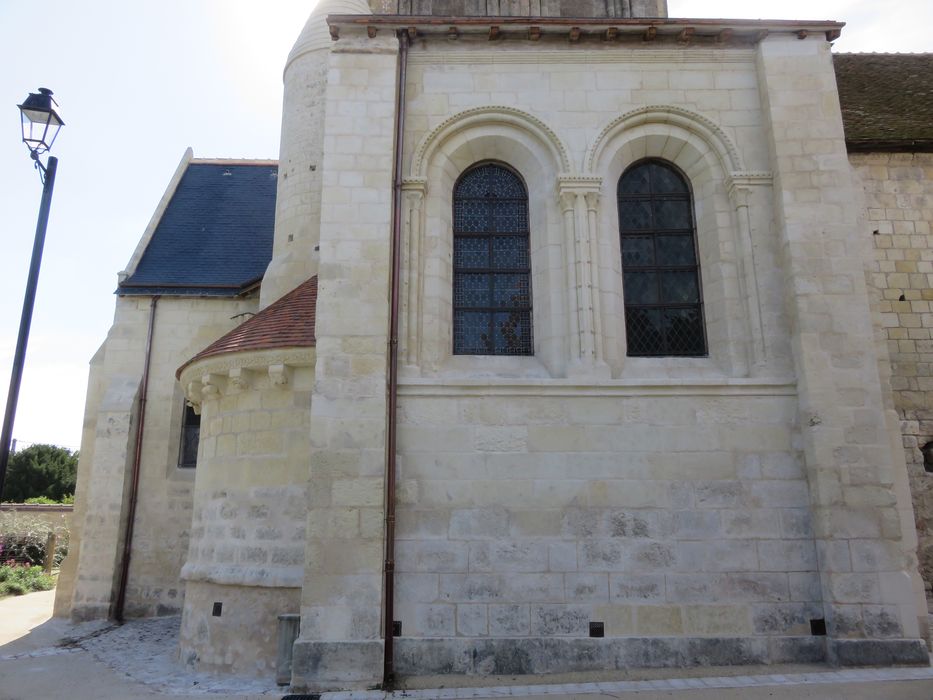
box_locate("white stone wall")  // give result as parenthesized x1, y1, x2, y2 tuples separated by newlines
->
(339, 30, 928, 671)
(758, 36, 924, 659)
(395, 390, 819, 640)
(855, 152, 933, 602)
(291, 30, 399, 691)
(400, 43, 788, 381)
(58, 294, 260, 620)
(177, 351, 315, 675)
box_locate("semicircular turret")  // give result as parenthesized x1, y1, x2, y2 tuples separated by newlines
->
(287, 0, 372, 72)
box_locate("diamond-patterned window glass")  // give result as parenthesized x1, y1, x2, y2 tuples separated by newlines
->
(178, 403, 200, 469)
(618, 160, 707, 357)
(453, 163, 533, 355)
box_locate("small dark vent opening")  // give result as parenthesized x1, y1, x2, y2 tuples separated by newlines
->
(392, 621, 402, 637)
(282, 695, 322, 700)
(900, 294, 907, 302)
(212, 601, 222, 617)
(810, 618, 827, 636)
(922, 442, 933, 474)
(589, 621, 605, 638)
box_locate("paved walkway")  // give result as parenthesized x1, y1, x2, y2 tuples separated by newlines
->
(1, 590, 933, 699)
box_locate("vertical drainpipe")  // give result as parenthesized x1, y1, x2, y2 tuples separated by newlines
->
(384, 27, 410, 690)
(114, 295, 159, 622)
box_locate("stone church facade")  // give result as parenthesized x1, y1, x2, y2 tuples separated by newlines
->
(54, 0, 933, 691)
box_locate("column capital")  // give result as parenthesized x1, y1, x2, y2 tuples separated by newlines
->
(727, 171, 772, 207)
(557, 175, 602, 197)
(401, 177, 427, 194)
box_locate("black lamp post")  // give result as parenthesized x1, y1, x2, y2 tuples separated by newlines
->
(0, 88, 64, 502)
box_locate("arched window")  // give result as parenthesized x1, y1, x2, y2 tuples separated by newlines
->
(618, 160, 707, 357)
(453, 163, 533, 355)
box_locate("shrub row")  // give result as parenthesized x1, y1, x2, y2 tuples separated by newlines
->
(0, 563, 56, 597)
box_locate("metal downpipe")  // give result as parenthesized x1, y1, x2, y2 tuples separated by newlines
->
(383, 28, 410, 690)
(114, 295, 158, 622)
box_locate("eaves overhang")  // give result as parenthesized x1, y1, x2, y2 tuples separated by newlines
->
(326, 15, 844, 43)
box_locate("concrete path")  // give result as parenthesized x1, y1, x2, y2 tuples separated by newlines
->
(0, 588, 56, 646)
(2, 590, 933, 699)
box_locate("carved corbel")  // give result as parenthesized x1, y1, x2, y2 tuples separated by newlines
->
(228, 367, 252, 393)
(186, 381, 203, 406)
(200, 373, 226, 400)
(268, 364, 292, 388)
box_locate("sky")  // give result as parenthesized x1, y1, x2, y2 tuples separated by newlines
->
(0, 0, 930, 452)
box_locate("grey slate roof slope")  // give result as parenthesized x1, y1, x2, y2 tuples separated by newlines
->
(118, 161, 277, 296)
(834, 53, 933, 153)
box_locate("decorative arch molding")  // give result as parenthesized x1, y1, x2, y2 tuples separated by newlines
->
(411, 106, 572, 178)
(587, 105, 746, 177)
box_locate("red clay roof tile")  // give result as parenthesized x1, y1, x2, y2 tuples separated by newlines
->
(177, 276, 317, 378)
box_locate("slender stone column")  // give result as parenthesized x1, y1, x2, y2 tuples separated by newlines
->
(402, 180, 426, 368)
(559, 177, 609, 377)
(757, 34, 927, 665)
(728, 177, 771, 372)
(559, 191, 582, 365)
(584, 190, 606, 365)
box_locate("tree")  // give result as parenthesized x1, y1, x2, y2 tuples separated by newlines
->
(2, 444, 78, 503)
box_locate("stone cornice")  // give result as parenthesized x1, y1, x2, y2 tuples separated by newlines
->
(398, 377, 796, 398)
(179, 347, 316, 406)
(328, 15, 844, 43)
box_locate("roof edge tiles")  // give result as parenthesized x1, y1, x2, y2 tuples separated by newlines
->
(177, 276, 318, 379)
(119, 160, 277, 297)
(835, 53, 933, 154)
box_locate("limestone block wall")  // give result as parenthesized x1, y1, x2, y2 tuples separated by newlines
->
(368, 31, 825, 674)
(854, 152, 933, 600)
(291, 31, 399, 691)
(124, 297, 260, 618)
(178, 351, 314, 675)
(261, 40, 329, 307)
(382, 30, 926, 670)
(395, 389, 822, 650)
(758, 36, 925, 661)
(58, 294, 259, 620)
(399, 41, 791, 382)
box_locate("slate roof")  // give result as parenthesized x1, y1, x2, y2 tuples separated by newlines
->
(835, 53, 933, 153)
(177, 276, 317, 378)
(118, 160, 277, 296)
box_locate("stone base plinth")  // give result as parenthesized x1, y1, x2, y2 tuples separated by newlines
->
(290, 639, 385, 691)
(178, 581, 300, 677)
(392, 636, 826, 676)
(829, 638, 930, 667)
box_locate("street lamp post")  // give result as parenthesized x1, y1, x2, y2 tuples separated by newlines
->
(0, 88, 64, 502)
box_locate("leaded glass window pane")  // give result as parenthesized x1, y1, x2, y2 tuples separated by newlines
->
(453, 163, 533, 355)
(178, 403, 200, 469)
(618, 160, 707, 357)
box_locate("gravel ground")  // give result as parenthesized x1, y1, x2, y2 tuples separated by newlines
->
(72, 616, 280, 696)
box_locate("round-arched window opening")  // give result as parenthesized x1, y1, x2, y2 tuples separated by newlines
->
(921, 441, 933, 474)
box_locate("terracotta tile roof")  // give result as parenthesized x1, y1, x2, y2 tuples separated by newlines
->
(177, 276, 317, 378)
(835, 53, 933, 152)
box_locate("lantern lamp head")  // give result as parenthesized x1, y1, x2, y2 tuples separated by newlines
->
(18, 88, 64, 159)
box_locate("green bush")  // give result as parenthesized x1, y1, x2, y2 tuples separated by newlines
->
(2, 444, 77, 503)
(0, 563, 55, 597)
